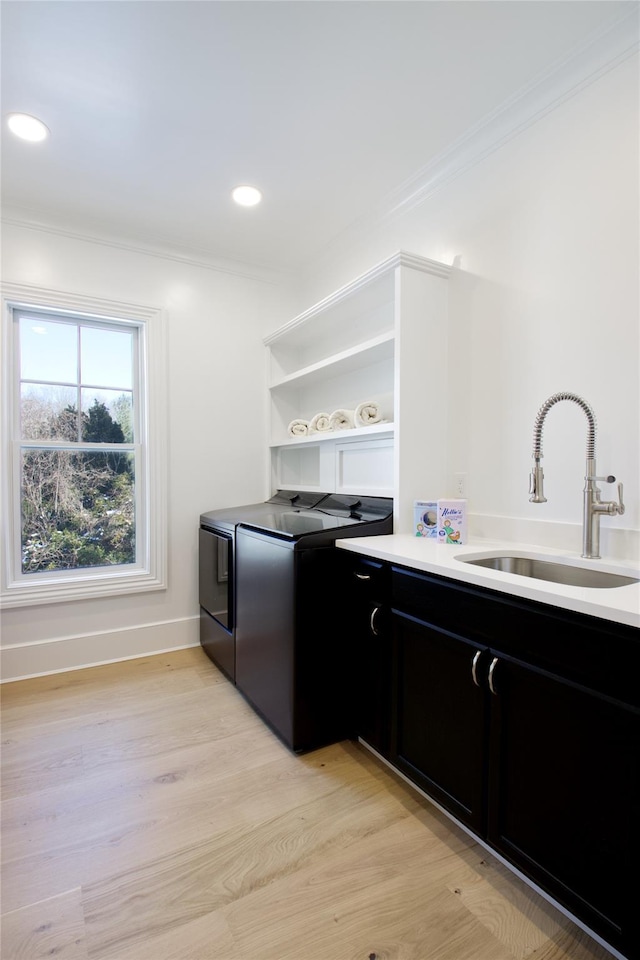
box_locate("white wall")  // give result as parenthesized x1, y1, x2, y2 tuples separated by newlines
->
(2, 53, 638, 680)
(0, 225, 294, 678)
(296, 54, 639, 561)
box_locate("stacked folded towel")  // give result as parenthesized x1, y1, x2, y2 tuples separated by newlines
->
(287, 419, 309, 438)
(354, 400, 381, 427)
(329, 409, 355, 431)
(309, 412, 331, 433)
(288, 401, 383, 439)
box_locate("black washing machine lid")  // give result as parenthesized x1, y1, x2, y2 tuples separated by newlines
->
(238, 510, 367, 539)
(313, 494, 393, 522)
(200, 490, 329, 531)
(266, 490, 329, 509)
(236, 495, 393, 540)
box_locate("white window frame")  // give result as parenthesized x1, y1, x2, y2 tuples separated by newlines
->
(1, 282, 167, 607)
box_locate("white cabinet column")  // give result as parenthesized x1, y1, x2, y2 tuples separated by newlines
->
(264, 251, 450, 526)
(394, 259, 450, 532)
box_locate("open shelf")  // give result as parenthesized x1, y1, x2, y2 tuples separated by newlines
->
(264, 251, 451, 528)
(270, 421, 394, 448)
(269, 331, 394, 391)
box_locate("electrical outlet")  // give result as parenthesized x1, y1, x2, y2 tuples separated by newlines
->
(454, 473, 467, 497)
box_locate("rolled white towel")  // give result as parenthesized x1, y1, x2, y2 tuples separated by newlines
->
(309, 412, 332, 433)
(354, 400, 381, 427)
(329, 408, 355, 431)
(287, 418, 309, 438)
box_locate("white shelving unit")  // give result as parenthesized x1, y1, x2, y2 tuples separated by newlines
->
(264, 251, 451, 533)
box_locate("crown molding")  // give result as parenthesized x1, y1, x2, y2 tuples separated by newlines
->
(264, 250, 451, 345)
(311, 7, 640, 266)
(383, 9, 639, 225)
(2, 9, 636, 281)
(0, 209, 290, 287)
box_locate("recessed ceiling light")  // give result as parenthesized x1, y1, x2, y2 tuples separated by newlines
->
(7, 113, 49, 142)
(232, 185, 262, 207)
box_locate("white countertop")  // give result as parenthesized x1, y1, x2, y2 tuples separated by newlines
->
(336, 534, 640, 629)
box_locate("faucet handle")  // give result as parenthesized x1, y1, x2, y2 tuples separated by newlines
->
(598, 474, 625, 516)
(598, 481, 625, 516)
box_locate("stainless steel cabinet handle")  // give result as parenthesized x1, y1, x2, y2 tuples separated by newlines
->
(355, 572, 371, 581)
(370, 606, 381, 636)
(488, 656, 499, 696)
(471, 650, 482, 687)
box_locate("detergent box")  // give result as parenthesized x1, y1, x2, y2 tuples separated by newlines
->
(437, 499, 467, 545)
(413, 500, 438, 538)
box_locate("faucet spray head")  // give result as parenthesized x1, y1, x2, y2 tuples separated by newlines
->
(529, 460, 547, 503)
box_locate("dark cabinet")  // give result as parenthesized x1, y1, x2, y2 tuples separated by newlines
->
(341, 553, 392, 757)
(391, 610, 487, 832)
(487, 653, 636, 949)
(384, 562, 639, 960)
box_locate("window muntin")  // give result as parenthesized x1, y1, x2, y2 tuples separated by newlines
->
(2, 289, 165, 606)
(16, 310, 138, 577)
(19, 315, 135, 445)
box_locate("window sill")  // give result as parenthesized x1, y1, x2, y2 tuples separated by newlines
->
(1, 568, 167, 608)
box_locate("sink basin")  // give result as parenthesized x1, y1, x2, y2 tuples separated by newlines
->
(457, 555, 639, 589)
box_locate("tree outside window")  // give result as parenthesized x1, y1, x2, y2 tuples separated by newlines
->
(2, 288, 166, 607)
(17, 312, 138, 574)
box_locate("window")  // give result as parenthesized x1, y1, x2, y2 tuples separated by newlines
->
(1, 285, 167, 606)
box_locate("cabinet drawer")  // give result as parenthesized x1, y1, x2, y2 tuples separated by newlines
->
(392, 565, 496, 637)
(347, 555, 390, 600)
(391, 565, 640, 709)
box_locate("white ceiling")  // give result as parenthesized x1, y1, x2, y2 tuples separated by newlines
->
(1, 1, 637, 272)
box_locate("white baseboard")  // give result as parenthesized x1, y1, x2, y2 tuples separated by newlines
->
(0, 616, 200, 682)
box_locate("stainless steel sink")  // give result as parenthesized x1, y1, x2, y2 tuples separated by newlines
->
(457, 555, 639, 588)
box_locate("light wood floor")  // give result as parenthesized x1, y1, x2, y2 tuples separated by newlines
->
(1, 646, 616, 960)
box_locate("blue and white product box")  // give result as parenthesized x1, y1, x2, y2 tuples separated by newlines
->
(437, 499, 467, 545)
(414, 500, 438, 538)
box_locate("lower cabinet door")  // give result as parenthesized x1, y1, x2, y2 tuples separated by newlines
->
(391, 610, 488, 833)
(356, 599, 392, 757)
(343, 554, 392, 757)
(487, 654, 638, 959)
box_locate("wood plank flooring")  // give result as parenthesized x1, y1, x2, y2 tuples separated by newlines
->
(1, 647, 616, 960)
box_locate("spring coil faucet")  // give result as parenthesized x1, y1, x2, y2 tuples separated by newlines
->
(529, 391, 624, 559)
